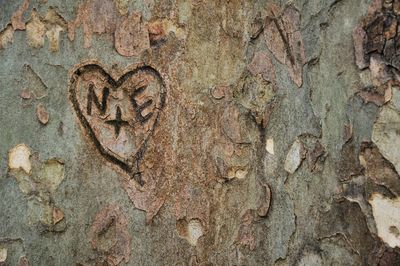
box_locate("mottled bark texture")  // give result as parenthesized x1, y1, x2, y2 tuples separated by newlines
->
(1, 0, 400, 265)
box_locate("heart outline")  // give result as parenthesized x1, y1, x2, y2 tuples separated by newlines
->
(69, 62, 166, 186)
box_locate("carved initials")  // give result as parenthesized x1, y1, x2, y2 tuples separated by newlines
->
(131, 86, 153, 124)
(87, 84, 109, 115)
(70, 63, 166, 187)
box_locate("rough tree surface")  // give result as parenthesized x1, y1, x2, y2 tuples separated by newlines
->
(1, 0, 400, 265)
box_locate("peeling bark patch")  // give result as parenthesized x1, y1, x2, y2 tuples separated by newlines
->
(284, 139, 306, 174)
(148, 21, 165, 45)
(8, 144, 31, 175)
(27, 200, 67, 231)
(233, 168, 248, 180)
(266, 138, 274, 155)
(18, 256, 29, 266)
(44, 8, 67, 52)
(34, 159, 65, 192)
(115, 12, 149, 56)
(257, 183, 271, 217)
(9, 7, 67, 51)
(11, 0, 29, 31)
(360, 142, 400, 196)
(45, 26, 62, 52)
(0, 25, 14, 49)
(26, 10, 46, 48)
(52, 207, 64, 225)
(1, 5, 67, 51)
(19, 89, 31, 99)
(317, 200, 379, 262)
(369, 193, 400, 248)
(221, 104, 252, 144)
(247, 52, 276, 85)
(353, 24, 369, 69)
(0, 247, 6, 263)
(264, 4, 305, 87)
(307, 140, 327, 172)
(68, 0, 149, 56)
(378, 249, 400, 265)
(372, 105, 400, 175)
(69, 63, 166, 186)
(354, 0, 400, 86)
(174, 184, 210, 234)
(36, 103, 49, 125)
(237, 74, 276, 128)
(176, 219, 204, 246)
(68, 0, 118, 48)
(89, 205, 131, 265)
(9, 152, 65, 196)
(122, 175, 168, 224)
(7, 145, 67, 230)
(210, 85, 226, 100)
(338, 141, 363, 181)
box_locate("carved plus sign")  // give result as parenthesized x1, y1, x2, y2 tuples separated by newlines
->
(106, 106, 129, 137)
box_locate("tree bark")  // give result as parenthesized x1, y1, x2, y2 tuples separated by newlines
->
(1, 0, 400, 265)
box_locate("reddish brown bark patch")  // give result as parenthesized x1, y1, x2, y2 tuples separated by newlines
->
(338, 141, 363, 181)
(247, 52, 276, 85)
(68, 0, 150, 56)
(19, 89, 31, 99)
(18, 256, 29, 266)
(89, 204, 131, 266)
(11, 0, 29, 31)
(235, 210, 257, 251)
(264, 4, 305, 87)
(359, 142, 400, 196)
(307, 140, 327, 173)
(68, 0, 118, 48)
(148, 21, 165, 46)
(354, 0, 400, 86)
(114, 12, 150, 56)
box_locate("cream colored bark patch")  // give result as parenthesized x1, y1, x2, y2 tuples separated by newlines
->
(177, 219, 204, 246)
(284, 139, 305, 174)
(227, 167, 248, 180)
(369, 193, 400, 248)
(0, 247, 6, 263)
(266, 138, 274, 155)
(26, 10, 45, 48)
(113, 0, 129, 15)
(42, 8, 67, 52)
(0, 25, 14, 49)
(45, 25, 63, 52)
(187, 220, 204, 246)
(8, 144, 31, 174)
(33, 159, 65, 192)
(372, 105, 400, 175)
(235, 169, 248, 180)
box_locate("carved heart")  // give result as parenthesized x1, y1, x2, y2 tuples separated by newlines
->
(69, 63, 166, 185)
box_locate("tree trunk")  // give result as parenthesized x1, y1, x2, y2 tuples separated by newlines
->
(1, 0, 400, 265)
